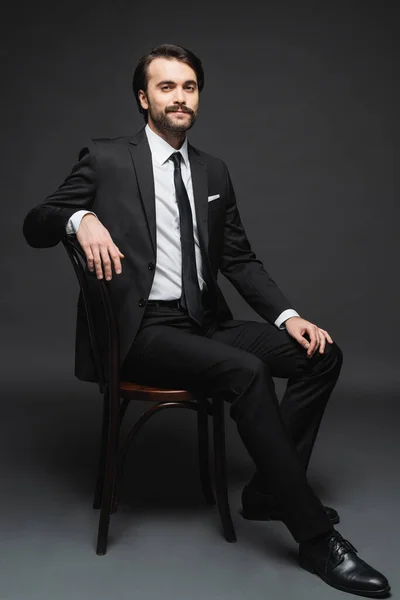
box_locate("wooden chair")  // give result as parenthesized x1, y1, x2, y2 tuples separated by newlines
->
(62, 236, 237, 555)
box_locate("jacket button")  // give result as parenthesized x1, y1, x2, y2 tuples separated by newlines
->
(148, 262, 155, 270)
(138, 298, 146, 307)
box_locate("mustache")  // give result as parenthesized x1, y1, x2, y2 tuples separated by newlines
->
(166, 106, 193, 115)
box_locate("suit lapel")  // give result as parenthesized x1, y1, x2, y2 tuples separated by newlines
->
(127, 127, 210, 258)
(188, 142, 209, 254)
(128, 127, 157, 256)
(189, 143, 218, 301)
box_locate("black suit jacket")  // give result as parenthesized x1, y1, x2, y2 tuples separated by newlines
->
(23, 125, 294, 383)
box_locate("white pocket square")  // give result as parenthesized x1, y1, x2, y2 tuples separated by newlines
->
(208, 194, 220, 202)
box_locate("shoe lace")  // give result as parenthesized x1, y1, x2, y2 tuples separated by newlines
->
(329, 531, 358, 558)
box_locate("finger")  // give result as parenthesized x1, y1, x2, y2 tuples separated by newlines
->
(310, 330, 320, 357)
(100, 245, 113, 280)
(312, 328, 321, 356)
(294, 333, 310, 352)
(318, 330, 326, 354)
(109, 245, 123, 274)
(319, 328, 334, 343)
(307, 327, 318, 357)
(92, 246, 104, 279)
(84, 245, 94, 272)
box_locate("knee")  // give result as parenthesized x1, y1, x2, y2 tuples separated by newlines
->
(330, 340, 343, 365)
(239, 354, 266, 378)
(226, 355, 270, 422)
(320, 340, 343, 374)
(228, 354, 267, 388)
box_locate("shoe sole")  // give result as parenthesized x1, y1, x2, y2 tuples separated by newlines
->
(240, 508, 340, 526)
(298, 555, 391, 598)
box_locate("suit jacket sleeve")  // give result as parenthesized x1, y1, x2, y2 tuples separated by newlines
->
(218, 161, 295, 325)
(22, 141, 97, 248)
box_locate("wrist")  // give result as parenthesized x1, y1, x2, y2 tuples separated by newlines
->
(284, 316, 300, 326)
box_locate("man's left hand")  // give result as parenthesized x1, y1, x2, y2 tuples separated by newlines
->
(284, 316, 333, 358)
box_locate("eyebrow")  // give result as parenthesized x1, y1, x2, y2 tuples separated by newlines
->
(156, 80, 198, 87)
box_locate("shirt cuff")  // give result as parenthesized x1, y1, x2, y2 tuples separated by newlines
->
(66, 210, 97, 235)
(274, 309, 300, 330)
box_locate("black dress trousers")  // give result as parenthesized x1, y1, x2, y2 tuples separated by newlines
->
(121, 302, 343, 543)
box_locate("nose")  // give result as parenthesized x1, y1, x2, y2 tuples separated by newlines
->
(173, 86, 186, 103)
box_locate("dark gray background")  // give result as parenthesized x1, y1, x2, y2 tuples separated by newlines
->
(1, 1, 398, 599)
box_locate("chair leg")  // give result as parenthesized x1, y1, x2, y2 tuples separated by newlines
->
(96, 381, 120, 556)
(212, 396, 237, 543)
(93, 389, 109, 510)
(197, 402, 215, 505)
(110, 449, 123, 514)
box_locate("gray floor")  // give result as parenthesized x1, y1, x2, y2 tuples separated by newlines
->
(1, 374, 398, 600)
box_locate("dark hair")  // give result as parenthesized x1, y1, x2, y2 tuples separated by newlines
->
(132, 43, 205, 122)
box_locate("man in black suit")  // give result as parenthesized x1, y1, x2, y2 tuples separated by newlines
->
(23, 43, 389, 597)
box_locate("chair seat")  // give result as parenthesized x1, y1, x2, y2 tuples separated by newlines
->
(120, 381, 193, 401)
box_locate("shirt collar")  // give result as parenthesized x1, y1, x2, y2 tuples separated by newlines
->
(145, 123, 189, 167)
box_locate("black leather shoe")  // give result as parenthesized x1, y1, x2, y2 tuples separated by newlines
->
(299, 530, 390, 597)
(241, 485, 340, 524)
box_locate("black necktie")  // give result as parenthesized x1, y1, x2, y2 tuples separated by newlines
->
(170, 151, 204, 326)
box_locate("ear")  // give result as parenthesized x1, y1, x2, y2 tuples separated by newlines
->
(138, 89, 148, 110)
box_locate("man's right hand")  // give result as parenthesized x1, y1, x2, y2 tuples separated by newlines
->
(76, 214, 125, 280)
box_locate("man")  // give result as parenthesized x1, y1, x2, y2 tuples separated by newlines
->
(23, 43, 390, 597)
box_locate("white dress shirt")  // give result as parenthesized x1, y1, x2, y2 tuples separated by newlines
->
(66, 125, 299, 329)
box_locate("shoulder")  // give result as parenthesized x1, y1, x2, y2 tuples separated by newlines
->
(189, 143, 228, 175)
(91, 135, 132, 146)
(91, 135, 131, 154)
(78, 135, 132, 163)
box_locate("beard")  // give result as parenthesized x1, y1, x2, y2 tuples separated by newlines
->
(148, 103, 197, 133)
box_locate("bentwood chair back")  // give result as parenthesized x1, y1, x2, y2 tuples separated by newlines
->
(62, 235, 237, 555)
